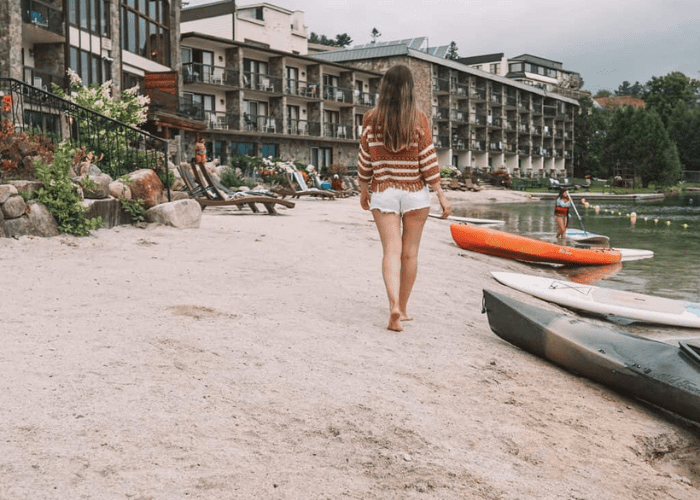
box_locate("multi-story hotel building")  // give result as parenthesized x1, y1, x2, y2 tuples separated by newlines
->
(175, 1, 382, 169)
(314, 41, 579, 178)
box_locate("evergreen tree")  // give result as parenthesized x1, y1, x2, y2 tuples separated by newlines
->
(445, 41, 459, 60)
(666, 102, 700, 171)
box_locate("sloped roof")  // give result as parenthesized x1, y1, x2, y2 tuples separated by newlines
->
(593, 95, 646, 109)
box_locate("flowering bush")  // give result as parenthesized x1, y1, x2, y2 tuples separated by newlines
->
(52, 69, 149, 127)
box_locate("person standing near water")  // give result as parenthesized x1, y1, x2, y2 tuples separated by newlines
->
(554, 189, 571, 239)
(357, 64, 451, 332)
(195, 138, 206, 166)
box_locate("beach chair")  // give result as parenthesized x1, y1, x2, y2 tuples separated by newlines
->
(272, 171, 335, 200)
(182, 163, 295, 215)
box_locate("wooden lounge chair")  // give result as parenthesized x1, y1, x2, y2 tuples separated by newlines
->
(179, 163, 294, 215)
(272, 171, 335, 200)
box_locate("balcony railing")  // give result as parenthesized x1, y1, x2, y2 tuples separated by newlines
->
(243, 114, 280, 133)
(243, 72, 283, 93)
(432, 77, 450, 93)
(490, 94, 502, 105)
(284, 79, 321, 99)
(322, 86, 352, 103)
(354, 91, 377, 107)
(451, 137, 467, 150)
(287, 118, 311, 136)
(472, 141, 485, 152)
(23, 66, 65, 92)
(434, 135, 450, 149)
(433, 106, 450, 120)
(452, 83, 469, 97)
(146, 88, 204, 121)
(183, 63, 240, 87)
(22, 0, 63, 37)
(1, 77, 168, 188)
(471, 88, 486, 100)
(204, 111, 240, 130)
(451, 110, 467, 122)
(323, 123, 351, 139)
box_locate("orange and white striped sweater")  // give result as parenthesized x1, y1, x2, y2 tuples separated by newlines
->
(357, 109, 441, 192)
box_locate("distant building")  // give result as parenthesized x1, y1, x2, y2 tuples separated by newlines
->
(458, 53, 585, 100)
(593, 95, 646, 109)
(314, 39, 579, 178)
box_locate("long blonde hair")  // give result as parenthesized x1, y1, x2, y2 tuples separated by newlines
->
(370, 65, 418, 153)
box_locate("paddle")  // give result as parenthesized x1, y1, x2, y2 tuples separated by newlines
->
(568, 195, 588, 234)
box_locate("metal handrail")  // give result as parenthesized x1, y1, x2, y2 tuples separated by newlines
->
(0, 77, 170, 199)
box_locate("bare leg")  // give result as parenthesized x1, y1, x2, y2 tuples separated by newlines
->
(372, 210, 403, 331)
(398, 208, 429, 320)
(555, 216, 567, 239)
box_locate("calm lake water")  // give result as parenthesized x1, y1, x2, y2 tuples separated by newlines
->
(453, 192, 700, 302)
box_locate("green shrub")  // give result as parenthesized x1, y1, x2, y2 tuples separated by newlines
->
(220, 166, 244, 188)
(34, 143, 102, 236)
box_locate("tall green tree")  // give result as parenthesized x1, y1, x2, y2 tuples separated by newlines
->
(604, 106, 681, 187)
(334, 33, 353, 48)
(615, 80, 644, 97)
(666, 102, 700, 171)
(643, 71, 700, 126)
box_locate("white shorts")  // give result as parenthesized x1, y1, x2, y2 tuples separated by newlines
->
(369, 187, 430, 216)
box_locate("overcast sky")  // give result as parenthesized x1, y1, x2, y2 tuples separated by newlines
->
(183, 0, 700, 93)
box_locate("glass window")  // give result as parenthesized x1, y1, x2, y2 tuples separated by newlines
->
(139, 17, 148, 56)
(69, 0, 77, 25)
(127, 11, 137, 53)
(81, 50, 89, 85)
(231, 142, 255, 156)
(261, 144, 278, 158)
(509, 63, 522, 72)
(79, 0, 88, 29)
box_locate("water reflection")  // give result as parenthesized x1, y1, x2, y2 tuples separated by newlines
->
(453, 193, 700, 301)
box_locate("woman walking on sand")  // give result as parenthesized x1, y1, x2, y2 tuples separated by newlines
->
(357, 64, 451, 332)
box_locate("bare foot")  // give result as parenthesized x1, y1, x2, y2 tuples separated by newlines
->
(388, 311, 403, 332)
(399, 312, 413, 321)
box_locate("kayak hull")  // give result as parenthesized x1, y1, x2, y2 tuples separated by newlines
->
(482, 289, 700, 423)
(451, 224, 621, 265)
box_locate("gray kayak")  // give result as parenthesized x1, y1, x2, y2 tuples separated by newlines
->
(482, 289, 700, 424)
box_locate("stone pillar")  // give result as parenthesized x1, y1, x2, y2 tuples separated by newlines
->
(0, 0, 23, 80)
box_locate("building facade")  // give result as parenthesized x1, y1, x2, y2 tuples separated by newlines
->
(0, 0, 182, 93)
(314, 41, 579, 178)
(458, 53, 585, 100)
(177, 1, 382, 170)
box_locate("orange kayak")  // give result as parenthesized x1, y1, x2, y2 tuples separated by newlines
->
(450, 224, 622, 265)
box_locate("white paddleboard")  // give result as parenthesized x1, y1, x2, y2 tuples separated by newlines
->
(491, 271, 700, 328)
(615, 248, 654, 261)
(566, 228, 610, 245)
(429, 213, 505, 225)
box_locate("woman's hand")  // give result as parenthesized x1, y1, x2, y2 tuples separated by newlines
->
(437, 191, 451, 218)
(359, 186, 370, 211)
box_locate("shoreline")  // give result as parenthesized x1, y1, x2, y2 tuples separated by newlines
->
(1, 189, 698, 499)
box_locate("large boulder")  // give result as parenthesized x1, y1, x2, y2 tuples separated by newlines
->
(109, 180, 132, 200)
(1, 201, 59, 238)
(81, 173, 112, 199)
(6, 180, 43, 198)
(128, 169, 164, 209)
(146, 199, 201, 228)
(2, 195, 26, 219)
(0, 184, 18, 204)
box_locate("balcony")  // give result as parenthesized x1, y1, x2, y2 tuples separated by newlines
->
(354, 90, 377, 107)
(322, 85, 352, 104)
(324, 122, 351, 139)
(518, 125, 530, 134)
(472, 141, 485, 152)
(433, 106, 450, 121)
(434, 135, 450, 149)
(490, 94, 502, 105)
(451, 137, 467, 150)
(452, 83, 469, 98)
(518, 147, 530, 155)
(22, 0, 64, 42)
(284, 79, 321, 99)
(470, 88, 486, 101)
(287, 118, 313, 136)
(450, 109, 467, 123)
(244, 114, 280, 133)
(432, 77, 450, 93)
(23, 66, 65, 92)
(183, 63, 240, 87)
(243, 72, 283, 93)
(146, 88, 204, 121)
(203, 111, 240, 130)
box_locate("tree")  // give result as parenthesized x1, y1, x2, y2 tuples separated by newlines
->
(445, 41, 459, 60)
(666, 102, 700, 171)
(603, 106, 681, 187)
(594, 89, 612, 97)
(334, 33, 353, 48)
(643, 71, 700, 126)
(615, 80, 644, 97)
(371, 28, 381, 44)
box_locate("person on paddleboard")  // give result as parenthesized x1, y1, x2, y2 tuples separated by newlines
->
(357, 64, 451, 332)
(554, 189, 571, 239)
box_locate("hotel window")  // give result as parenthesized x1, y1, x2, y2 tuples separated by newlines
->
(509, 63, 522, 72)
(490, 63, 500, 74)
(230, 142, 256, 156)
(121, 0, 170, 66)
(311, 147, 332, 170)
(69, 0, 110, 36)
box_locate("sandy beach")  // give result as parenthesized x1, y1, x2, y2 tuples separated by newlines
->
(1, 188, 698, 499)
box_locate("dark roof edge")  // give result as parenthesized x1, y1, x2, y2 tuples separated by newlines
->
(182, 1, 236, 23)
